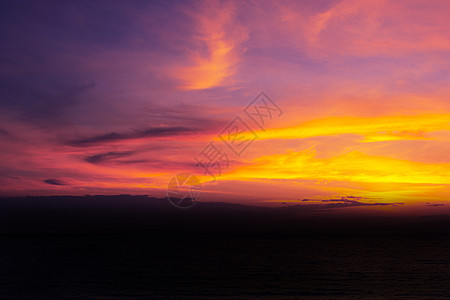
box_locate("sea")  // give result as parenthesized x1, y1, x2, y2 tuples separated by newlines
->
(0, 234, 449, 299)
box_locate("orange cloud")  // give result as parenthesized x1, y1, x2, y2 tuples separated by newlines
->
(176, 0, 248, 90)
(278, 0, 450, 58)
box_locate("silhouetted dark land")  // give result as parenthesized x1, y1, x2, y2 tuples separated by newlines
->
(1, 195, 450, 236)
(0, 195, 449, 299)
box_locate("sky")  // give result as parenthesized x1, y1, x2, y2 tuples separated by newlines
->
(1, 0, 450, 214)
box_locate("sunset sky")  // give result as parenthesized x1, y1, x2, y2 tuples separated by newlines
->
(1, 0, 450, 213)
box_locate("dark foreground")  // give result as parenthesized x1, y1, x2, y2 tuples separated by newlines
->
(0, 196, 449, 299)
(1, 235, 450, 299)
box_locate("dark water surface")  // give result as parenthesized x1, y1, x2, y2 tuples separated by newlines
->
(0, 235, 449, 299)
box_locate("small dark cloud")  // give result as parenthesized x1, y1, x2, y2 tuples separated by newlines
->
(321, 199, 349, 202)
(115, 160, 150, 164)
(321, 200, 399, 209)
(294, 197, 403, 211)
(69, 126, 195, 147)
(85, 151, 135, 164)
(321, 197, 368, 203)
(44, 179, 67, 186)
(84, 152, 195, 169)
(145, 103, 227, 130)
(425, 203, 445, 207)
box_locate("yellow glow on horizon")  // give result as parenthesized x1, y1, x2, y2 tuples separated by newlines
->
(223, 150, 450, 184)
(259, 114, 450, 142)
(195, 112, 450, 203)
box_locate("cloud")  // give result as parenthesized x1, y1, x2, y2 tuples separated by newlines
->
(425, 203, 445, 207)
(261, 114, 450, 142)
(174, 0, 248, 90)
(1, 0, 450, 206)
(44, 179, 67, 186)
(321, 199, 402, 207)
(299, 196, 402, 209)
(266, 198, 402, 214)
(225, 148, 450, 185)
(280, 196, 400, 210)
(276, 0, 450, 59)
(69, 126, 196, 147)
(85, 151, 135, 164)
(144, 102, 229, 130)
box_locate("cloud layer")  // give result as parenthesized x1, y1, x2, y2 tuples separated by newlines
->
(1, 0, 450, 213)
